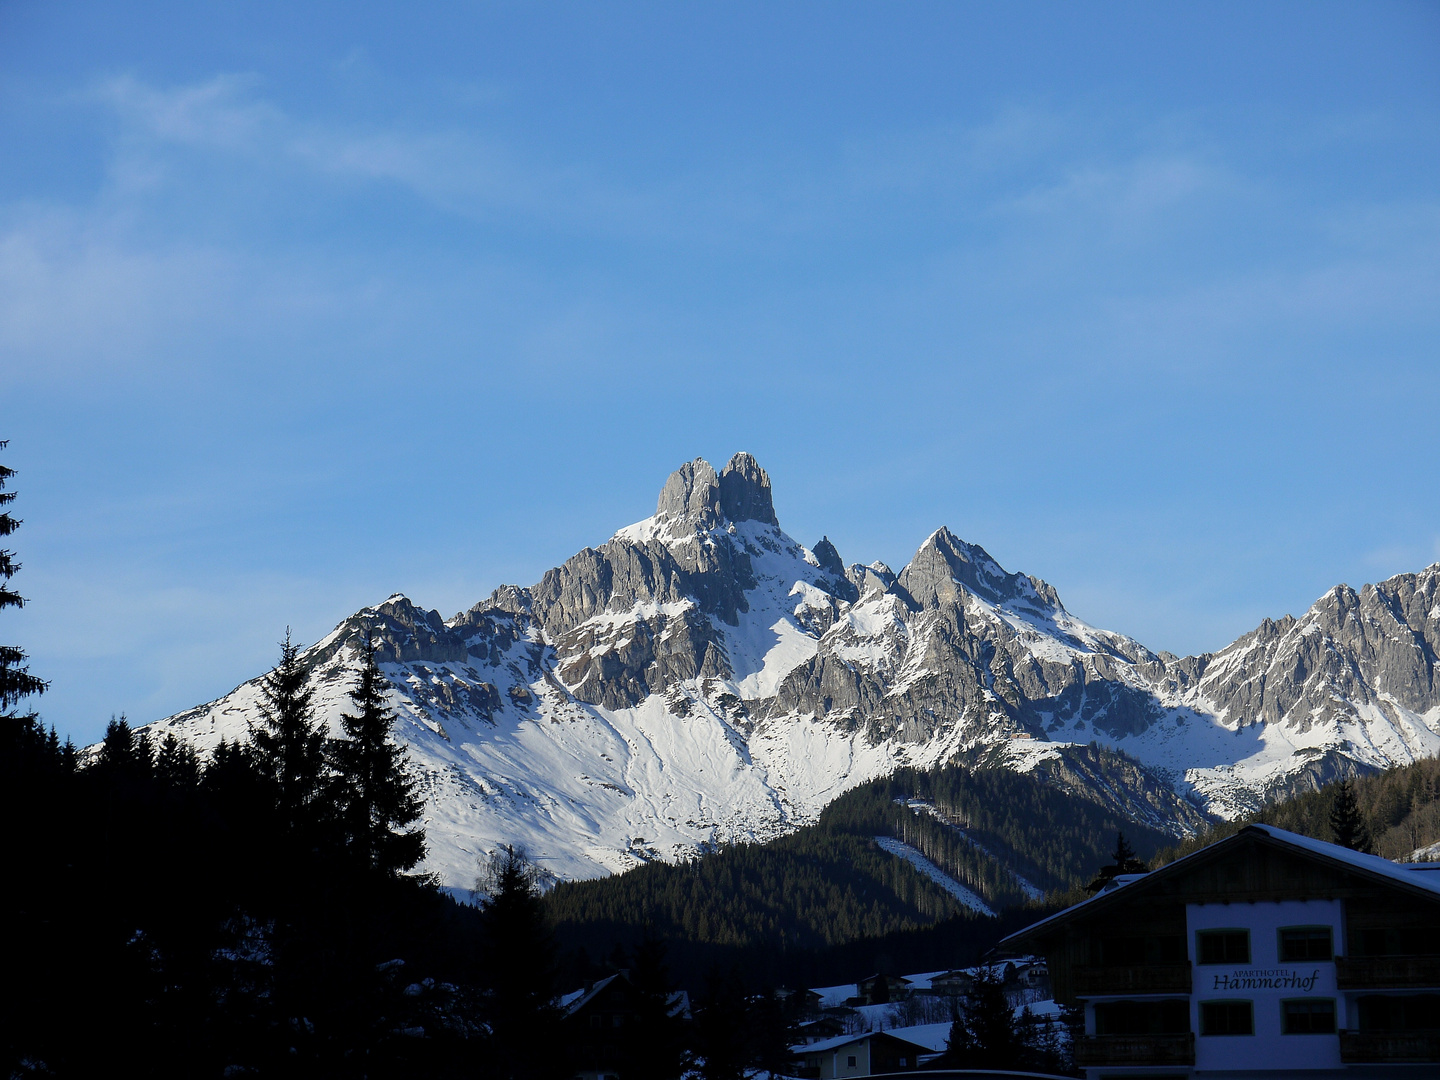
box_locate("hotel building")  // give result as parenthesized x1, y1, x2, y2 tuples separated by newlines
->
(1001, 824, 1440, 1078)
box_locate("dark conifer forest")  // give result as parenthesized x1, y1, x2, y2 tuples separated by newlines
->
(1156, 755, 1440, 866)
(545, 757, 1180, 990)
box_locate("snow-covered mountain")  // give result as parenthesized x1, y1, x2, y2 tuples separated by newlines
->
(147, 453, 1440, 888)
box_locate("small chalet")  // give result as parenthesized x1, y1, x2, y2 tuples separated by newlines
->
(926, 969, 976, 996)
(797, 1029, 933, 1078)
(794, 1015, 850, 1045)
(852, 973, 914, 1005)
(777, 986, 826, 1016)
(1001, 823, 1440, 1079)
(1001, 959, 1052, 1005)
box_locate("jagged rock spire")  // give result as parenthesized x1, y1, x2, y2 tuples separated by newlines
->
(812, 536, 845, 577)
(719, 452, 778, 526)
(655, 458, 723, 528)
(655, 452, 778, 528)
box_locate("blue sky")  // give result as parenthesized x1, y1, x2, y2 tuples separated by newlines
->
(3, 1, 1439, 746)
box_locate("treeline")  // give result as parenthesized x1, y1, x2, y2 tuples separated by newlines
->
(549, 829, 976, 953)
(0, 632, 568, 1079)
(1156, 756, 1440, 866)
(828, 757, 1179, 897)
(548, 756, 1178, 987)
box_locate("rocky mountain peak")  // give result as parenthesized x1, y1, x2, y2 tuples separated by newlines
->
(653, 452, 779, 530)
(897, 526, 1062, 616)
(655, 458, 723, 529)
(812, 536, 845, 577)
(144, 456, 1440, 887)
(719, 452, 779, 526)
(847, 560, 897, 597)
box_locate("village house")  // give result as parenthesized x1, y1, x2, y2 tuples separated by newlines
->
(776, 986, 826, 1017)
(926, 968, 977, 996)
(1002, 959, 1053, 1007)
(1000, 824, 1440, 1078)
(850, 973, 915, 1005)
(796, 1029, 937, 1078)
(794, 1015, 850, 1045)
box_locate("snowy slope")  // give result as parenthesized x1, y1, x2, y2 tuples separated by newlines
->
(145, 453, 1440, 888)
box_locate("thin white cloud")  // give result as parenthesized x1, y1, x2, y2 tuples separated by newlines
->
(96, 72, 276, 153)
(0, 207, 237, 373)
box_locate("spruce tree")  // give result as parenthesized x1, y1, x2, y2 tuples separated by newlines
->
(250, 630, 327, 835)
(694, 966, 748, 1080)
(0, 442, 47, 718)
(155, 732, 201, 790)
(1329, 778, 1372, 852)
(944, 1000, 974, 1063)
(1085, 831, 1149, 892)
(942, 967, 1024, 1069)
(94, 715, 153, 777)
(625, 937, 687, 1080)
(330, 628, 424, 876)
(477, 845, 566, 1079)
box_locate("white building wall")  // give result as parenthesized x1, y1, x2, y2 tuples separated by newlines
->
(1188, 898, 1345, 1072)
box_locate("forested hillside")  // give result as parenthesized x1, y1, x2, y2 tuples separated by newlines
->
(1155, 755, 1440, 866)
(547, 747, 1182, 979)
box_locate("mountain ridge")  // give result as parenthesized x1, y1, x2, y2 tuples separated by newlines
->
(145, 453, 1440, 887)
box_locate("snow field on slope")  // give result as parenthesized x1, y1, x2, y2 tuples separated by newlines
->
(899, 798, 1045, 901)
(873, 836, 996, 916)
(714, 521, 829, 699)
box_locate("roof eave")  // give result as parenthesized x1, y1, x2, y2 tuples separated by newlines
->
(1000, 824, 1440, 952)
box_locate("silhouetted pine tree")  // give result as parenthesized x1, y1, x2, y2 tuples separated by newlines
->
(694, 966, 748, 1080)
(748, 988, 792, 1077)
(330, 628, 425, 876)
(94, 715, 154, 778)
(250, 629, 327, 835)
(944, 998, 973, 1062)
(0, 442, 47, 719)
(154, 731, 201, 790)
(478, 845, 567, 1080)
(1086, 830, 1149, 892)
(624, 938, 688, 1080)
(941, 966, 1023, 1068)
(1329, 778, 1372, 852)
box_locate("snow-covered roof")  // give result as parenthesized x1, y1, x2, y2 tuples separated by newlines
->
(811, 982, 859, 1008)
(1000, 823, 1440, 951)
(559, 973, 620, 1015)
(1247, 824, 1440, 897)
(879, 1022, 951, 1053)
(797, 1027, 939, 1055)
(558, 973, 689, 1019)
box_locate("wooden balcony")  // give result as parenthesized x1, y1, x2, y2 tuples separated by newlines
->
(1336, 956, 1440, 989)
(1074, 1033, 1195, 1067)
(1074, 963, 1192, 995)
(1339, 1030, 1440, 1063)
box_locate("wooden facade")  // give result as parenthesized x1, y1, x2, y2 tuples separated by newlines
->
(1002, 824, 1440, 1078)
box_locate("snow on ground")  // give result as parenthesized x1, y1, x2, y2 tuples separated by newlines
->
(1103, 697, 1440, 819)
(718, 521, 829, 700)
(899, 799, 1045, 901)
(812, 983, 859, 1009)
(877, 1021, 951, 1051)
(1017, 998, 1063, 1019)
(872, 836, 996, 916)
(1409, 839, 1440, 862)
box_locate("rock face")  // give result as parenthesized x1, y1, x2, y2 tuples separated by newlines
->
(145, 452, 1440, 885)
(718, 452, 779, 526)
